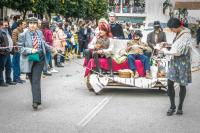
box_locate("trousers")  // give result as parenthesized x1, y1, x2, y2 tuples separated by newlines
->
(0, 54, 12, 83)
(128, 54, 150, 71)
(27, 60, 44, 104)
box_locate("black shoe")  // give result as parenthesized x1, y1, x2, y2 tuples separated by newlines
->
(6, 81, 17, 85)
(176, 110, 183, 115)
(0, 82, 8, 87)
(56, 63, 64, 67)
(32, 103, 38, 110)
(20, 79, 26, 83)
(167, 107, 176, 116)
(13, 79, 24, 84)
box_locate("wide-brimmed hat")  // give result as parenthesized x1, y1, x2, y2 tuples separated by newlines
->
(153, 21, 160, 26)
(28, 17, 38, 23)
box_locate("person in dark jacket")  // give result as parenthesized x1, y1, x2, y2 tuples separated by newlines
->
(77, 21, 91, 58)
(109, 12, 125, 39)
(196, 22, 200, 48)
(0, 20, 16, 87)
(147, 21, 167, 51)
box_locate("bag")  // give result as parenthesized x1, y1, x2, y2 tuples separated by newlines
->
(28, 53, 40, 62)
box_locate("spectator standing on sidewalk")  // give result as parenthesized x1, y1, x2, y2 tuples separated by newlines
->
(18, 17, 51, 110)
(42, 21, 58, 73)
(0, 20, 17, 87)
(12, 20, 27, 83)
(196, 21, 200, 48)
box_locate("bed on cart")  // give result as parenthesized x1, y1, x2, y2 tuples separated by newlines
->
(83, 39, 200, 95)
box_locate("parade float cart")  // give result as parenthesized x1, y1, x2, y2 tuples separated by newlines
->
(84, 39, 200, 95)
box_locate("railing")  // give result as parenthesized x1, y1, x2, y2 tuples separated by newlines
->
(109, 5, 145, 14)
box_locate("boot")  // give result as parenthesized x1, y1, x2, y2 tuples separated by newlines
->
(93, 53, 102, 75)
(108, 57, 113, 77)
(145, 70, 151, 79)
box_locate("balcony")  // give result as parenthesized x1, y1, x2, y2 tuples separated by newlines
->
(109, 4, 146, 18)
(110, 5, 145, 13)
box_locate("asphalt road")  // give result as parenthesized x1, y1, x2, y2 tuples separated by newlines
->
(0, 57, 200, 133)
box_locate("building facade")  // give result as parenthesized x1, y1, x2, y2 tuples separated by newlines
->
(108, 0, 169, 23)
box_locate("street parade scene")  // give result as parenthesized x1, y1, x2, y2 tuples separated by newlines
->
(1, 0, 200, 132)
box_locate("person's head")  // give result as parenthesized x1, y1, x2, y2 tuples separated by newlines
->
(167, 17, 182, 33)
(17, 20, 26, 29)
(27, 17, 38, 32)
(98, 18, 109, 27)
(4, 16, 10, 23)
(42, 21, 50, 29)
(13, 16, 18, 21)
(109, 12, 116, 23)
(58, 22, 63, 29)
(3, 20, 9, 29)
(134, 30, 143, 41)
(153, 21, 161, 31)
(129, 27, 134, 33)
(98, 20, 112, 38)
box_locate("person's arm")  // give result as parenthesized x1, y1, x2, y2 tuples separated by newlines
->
(88, 36, 97, 49)
(162, 48, 181, 56)
(12, 29, 18, 46)
(162, 33, 191, 56)
(147, 33, 154, 50)
(18, 32, 34, 55)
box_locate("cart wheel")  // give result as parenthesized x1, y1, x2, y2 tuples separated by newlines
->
(94, 90, 102, 95)
(86, 75, 94, 92)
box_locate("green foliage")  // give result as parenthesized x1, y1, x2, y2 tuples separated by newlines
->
(84, 0, 108, 20)
(176, 8, 188, 18)
(163, 0, 172, 14)
(1, 0, 109, 20)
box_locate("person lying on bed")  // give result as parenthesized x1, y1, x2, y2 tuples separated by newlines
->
(126, 30, 152, 78)
(84, 18, 114, 76)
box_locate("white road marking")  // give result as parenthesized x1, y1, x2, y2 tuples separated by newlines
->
(78, 96, 112, 127)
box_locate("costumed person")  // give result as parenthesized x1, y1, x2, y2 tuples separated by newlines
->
(84, 18, 114, 76)
(109, 12, 125, 39)
(147, 21, 167, 52)
(126, 30, 152, 78)
(18, 17, 52, 110)
(157, 18, 192, 116)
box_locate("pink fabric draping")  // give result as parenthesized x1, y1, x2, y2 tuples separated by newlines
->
(83, 58, 145, 77)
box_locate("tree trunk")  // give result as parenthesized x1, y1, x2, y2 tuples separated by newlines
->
(22, 10, 27, 20)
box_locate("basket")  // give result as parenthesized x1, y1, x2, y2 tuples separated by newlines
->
(118, 69, 133, 78)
